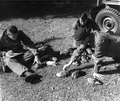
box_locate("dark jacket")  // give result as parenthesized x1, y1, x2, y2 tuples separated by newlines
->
(0, 29, 38, 57)
(73, 18, 100, 42)
(73, 18, 100, 31)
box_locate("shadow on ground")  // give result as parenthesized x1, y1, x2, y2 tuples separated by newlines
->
(36, 41, 71, 62)
(100, 65, 120, 75)
(95, 60, 120, 75)
(43, 37, 64, 44)
(68, 59, 120, 77)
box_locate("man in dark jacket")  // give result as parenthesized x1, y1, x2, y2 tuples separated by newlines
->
(0, 25, 41, 83)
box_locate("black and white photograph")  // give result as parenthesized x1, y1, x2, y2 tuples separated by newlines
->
(0, 0, 120, 101)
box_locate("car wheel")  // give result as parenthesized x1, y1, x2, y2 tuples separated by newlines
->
(95, 8, 120, 34)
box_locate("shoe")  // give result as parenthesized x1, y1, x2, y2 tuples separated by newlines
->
(24, 71, 38, 83)
(87, 78, 103, 85)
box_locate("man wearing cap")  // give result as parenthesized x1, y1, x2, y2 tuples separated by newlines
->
(0, 25, 41, 83)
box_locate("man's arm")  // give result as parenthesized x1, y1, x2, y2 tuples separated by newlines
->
(63, 43, 86, 71)
(18, 30, 38, 55)
(72, 19, 80, 31)
(18, 30, 42, 65)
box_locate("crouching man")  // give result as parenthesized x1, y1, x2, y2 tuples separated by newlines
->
(0, 25, 41, 83)
(56, 13, 100, 78)
(89, 30, 120, 84)
(56, 27, 93, 78)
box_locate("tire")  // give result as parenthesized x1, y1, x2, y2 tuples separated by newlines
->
(95, 8, 120, 34)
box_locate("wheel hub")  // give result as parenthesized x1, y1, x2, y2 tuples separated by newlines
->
(103, 17, 115, 31)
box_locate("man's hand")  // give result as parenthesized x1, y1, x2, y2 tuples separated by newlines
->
(63, 58, 75, 71)
(63, 63, 71, 71)
(33, 55, 41, 65)
(5, 50, 13, 57)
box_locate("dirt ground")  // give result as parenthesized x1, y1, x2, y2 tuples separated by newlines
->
(1, 1, 120, 101)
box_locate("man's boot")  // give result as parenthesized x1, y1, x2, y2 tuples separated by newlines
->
(23, 71, 38, 83)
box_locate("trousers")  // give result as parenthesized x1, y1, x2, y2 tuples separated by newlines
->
(2, 50, 34, 76)
(94, 31, 120, 73)
(71, 37, 90, 62)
